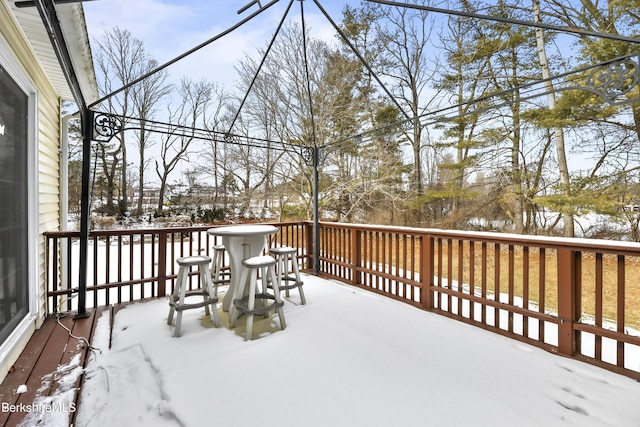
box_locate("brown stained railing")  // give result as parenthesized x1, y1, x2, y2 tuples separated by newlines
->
(45, 221, 640, 379)
(315, 222, 640, 379)
(44, 222, 310, 314)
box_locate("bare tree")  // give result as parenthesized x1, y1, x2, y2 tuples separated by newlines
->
(198, 84, 232, 207)
(131, 59, 172, 215)
(156, 78, 213, 211)
(369, 1, 437, 200)
(231, 23, 328, 219)
(235, 53, 288, 218)
(94, 27, 154, 214)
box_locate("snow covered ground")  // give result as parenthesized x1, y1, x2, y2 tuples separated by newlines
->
(19, 273, 640, 426)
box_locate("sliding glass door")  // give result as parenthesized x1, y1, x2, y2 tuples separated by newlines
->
(0, 63, 29, 345)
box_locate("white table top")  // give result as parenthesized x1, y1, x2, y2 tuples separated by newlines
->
(207, 224, 277, 237)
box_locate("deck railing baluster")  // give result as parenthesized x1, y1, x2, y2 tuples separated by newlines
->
(469, 241, 475, 322)
(457, 240, 463, 316)
(447, 239, 452, 313)
(495, 243, 501, 329)
(595, 252, 603, 360)
(105, 235, 111, 306)
(92, 234, 98, 308)
(617, 254, 625, 368)
(129, 232, 134, 302)
(482, 242, 487, 325)
(117, 235, 123, 303)
(539, 248, 546, 343)
(437, 238, 443, 309)
(508, 245, 515, 333)
(158, 231, 167, 297)
(523, 246, 529, 338)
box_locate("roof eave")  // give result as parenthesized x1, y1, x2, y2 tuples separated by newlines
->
(10, 2, 98, 105)
(57, 3, 98, 104)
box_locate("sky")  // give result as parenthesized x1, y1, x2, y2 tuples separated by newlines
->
(83, 0, 361, 90)
(13, 274, 640, 426)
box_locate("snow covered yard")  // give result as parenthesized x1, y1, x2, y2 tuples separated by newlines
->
(28, 274, 640, 426)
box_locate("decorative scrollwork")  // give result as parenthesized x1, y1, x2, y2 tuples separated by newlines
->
(585, 56, 640, 104)
(93, 113, 122, 142)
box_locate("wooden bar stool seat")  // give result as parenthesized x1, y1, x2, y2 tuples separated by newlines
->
(229, 255, 286, 341)
(167, 255, 221, 337)
(269, 246, 306, 305)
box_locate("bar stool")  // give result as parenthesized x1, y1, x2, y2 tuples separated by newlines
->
(229, 255, 286, 341)
(269, 246, 306, 305)
(211, 244, 231, 289)
(167, 255, 221, 337)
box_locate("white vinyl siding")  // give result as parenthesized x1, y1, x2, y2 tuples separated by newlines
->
(0, 2, 62, 382)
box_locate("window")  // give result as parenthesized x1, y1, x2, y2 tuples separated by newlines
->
(0, 63, 29, 345)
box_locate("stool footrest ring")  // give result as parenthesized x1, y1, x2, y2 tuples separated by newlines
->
(169, 298, 218, 312)
(234, 294, 284, 316)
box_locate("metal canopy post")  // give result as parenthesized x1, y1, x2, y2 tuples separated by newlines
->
(299, 0, 321, 274)
(312, 145, 320, 275)
(301, 145, 320, 274)
(34, 0, 91, 318)
(75, 109, 93, 318)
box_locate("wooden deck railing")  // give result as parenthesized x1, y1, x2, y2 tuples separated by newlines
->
(45, 221, 640, 379)
(44, 222, 309, 312)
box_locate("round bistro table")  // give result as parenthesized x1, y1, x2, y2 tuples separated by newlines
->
(207, 224, 278, 312)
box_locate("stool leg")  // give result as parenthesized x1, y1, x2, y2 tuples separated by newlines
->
(276, 254, 289, 298)
(284, 255, 291, 298)
(211, 251, 218, 293)
(291, 254, 306, 305)
(260, 266, 271, 318)
(167, 269, 182, 326)
(268, 264, 286, 330)
(174, 267, 189, 337)
(201, 264, 221, 327)
(212, 250, 222, 293)
(245, 272, 257, 341)
(201, 266, 211, 317)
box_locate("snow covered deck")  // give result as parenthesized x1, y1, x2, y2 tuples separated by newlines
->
(0, 308, 103, 426)
(9, 273, 640, 426)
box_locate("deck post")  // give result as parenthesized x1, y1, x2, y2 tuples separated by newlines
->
(352, 229, 361, 286)
(421, 234, 434, 311)
(557, 248, 580, 356)
(158, 231, 167, 297)
(305, 221, 315, 272)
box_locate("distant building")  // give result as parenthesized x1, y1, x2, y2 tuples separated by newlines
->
(130, 187, 161, 210)
(167, 183, 235, 206)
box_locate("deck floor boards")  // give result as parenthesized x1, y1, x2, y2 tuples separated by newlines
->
(0, 309, 101, 427)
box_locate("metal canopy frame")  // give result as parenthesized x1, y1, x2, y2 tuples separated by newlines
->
(32, 0, 640, 316)
(93, 112, 308, 155)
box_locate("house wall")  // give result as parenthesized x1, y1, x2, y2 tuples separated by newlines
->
(0, 1, 62, 383)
